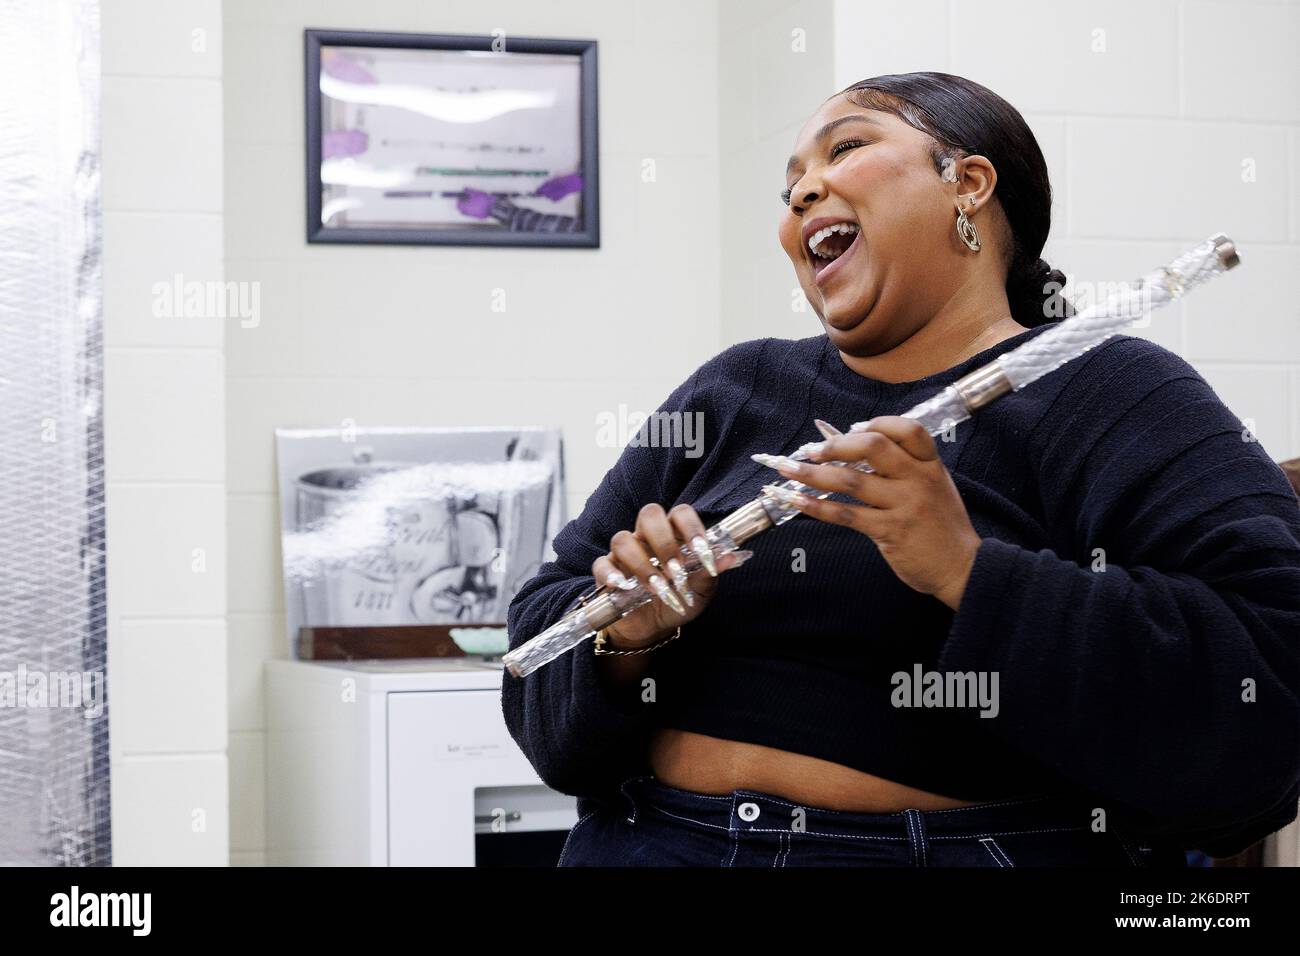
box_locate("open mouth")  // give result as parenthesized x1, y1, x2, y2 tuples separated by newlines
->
(806, 221, 861, 282)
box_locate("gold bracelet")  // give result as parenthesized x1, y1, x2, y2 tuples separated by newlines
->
(593, 624, 682, 656)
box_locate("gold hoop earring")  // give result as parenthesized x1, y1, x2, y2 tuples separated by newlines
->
(956, 206, 981, 252)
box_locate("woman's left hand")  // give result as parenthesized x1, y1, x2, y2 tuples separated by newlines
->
(764, 416, 982, 610)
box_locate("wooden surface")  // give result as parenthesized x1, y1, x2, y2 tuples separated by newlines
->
(297, 625, 475, 660)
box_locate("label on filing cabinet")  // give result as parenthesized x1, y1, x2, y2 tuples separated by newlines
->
(436, 739, 506, 760)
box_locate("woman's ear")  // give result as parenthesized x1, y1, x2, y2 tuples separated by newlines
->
(952, 154, 997, 210)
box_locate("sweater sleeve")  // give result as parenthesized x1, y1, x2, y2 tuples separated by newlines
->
(500, 342, 757, 798)
(939, 338, 1300, 856)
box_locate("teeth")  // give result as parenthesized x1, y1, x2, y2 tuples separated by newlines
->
(807, 221, 860, 258)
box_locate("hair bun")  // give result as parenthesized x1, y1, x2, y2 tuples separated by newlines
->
(1020, 257, 1064, 290)
(1008, 257, 1072, 327)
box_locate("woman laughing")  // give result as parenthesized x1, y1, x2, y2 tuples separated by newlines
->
(503, 73, 1300, 868)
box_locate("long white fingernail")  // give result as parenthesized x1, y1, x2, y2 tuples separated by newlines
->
(605, 571, 637, 590)
(813, 419, 842, 439)
(648, 574, 685, 615)
(752, 452, 801, 471)
(666, 558, 694, 607)
(730, 549, 755, 568)
(691, 536, 717, 577)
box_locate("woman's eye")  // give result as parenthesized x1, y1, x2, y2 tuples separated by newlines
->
(830, 138, 866, 159)
(780, 140, 869, 205)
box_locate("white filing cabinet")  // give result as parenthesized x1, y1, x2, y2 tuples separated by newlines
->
(265, 658, 577, 866)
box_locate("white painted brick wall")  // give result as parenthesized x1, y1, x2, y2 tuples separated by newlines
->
(101, 0, 228, 866)
(718, 0, 835, 344)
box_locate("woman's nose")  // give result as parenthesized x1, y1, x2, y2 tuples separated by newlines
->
(791, 187, 820, 215)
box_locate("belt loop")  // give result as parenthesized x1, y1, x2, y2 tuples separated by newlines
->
(903, 809, 928, 867)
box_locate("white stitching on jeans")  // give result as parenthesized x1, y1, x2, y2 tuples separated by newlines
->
(902, 811, 914, 865)
(646, 802, 731, 833)
(719, 791, 1063, 818)
(981, 838, 1003, 866)
(640, 797, 1088, 851)
(930, 825, 1089, 839)
(926, 794, 1066, 814)
(732, 825, 907, 841)
(742, 824, 907, 841)
(907, 810, 927, 867)
(731, 791, 902, 817)
(1114, 829, 1143, 867)
(642, 799, 904, 844)
(979, 836, 1015, 868)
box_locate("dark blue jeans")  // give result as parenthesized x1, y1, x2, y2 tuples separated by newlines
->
(557, 774, 1189, 867)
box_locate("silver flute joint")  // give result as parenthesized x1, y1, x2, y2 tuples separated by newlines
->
(716, 497, 775, 548)
(952, 362, 1013, 413)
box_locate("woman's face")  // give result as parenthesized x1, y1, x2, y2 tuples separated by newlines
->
(778, 94, 960, 355)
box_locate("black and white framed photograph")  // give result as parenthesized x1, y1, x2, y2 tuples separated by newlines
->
(274, 426, 565, 658)
(305, 28, 599, 247)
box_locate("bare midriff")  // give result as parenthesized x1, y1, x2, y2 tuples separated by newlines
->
(648, 727, 983, 812)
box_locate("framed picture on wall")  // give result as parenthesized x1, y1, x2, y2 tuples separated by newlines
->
(305, 28, 599, 247)
(275, 426, 565, 659)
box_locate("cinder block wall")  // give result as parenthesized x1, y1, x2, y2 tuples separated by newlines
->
(103, 0, 229, 865)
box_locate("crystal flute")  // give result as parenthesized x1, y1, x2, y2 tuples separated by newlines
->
(502, 233, 1240, 678)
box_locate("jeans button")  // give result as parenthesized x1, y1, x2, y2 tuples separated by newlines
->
(738, 801, 760, 822)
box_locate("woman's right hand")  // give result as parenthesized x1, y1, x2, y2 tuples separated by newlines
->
(590, 502, 743, 648)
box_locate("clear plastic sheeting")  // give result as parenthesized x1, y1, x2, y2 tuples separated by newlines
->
(0, 0, 110, 865)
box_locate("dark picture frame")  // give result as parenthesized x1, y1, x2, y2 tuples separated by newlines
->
(305, 28, 599, 247)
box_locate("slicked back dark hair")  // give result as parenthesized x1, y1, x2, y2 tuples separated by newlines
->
(838, 72, 1071, 325)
